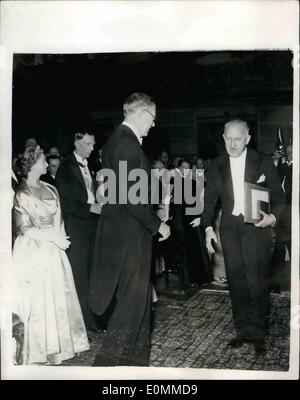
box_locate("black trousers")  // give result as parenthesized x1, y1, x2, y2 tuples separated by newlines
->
(66, 215, 97, 327)
(93, 251, 152, 366)
(220, 215, 272, 340)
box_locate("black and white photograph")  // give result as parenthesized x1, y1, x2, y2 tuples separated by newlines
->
(0, 0, 299, 380)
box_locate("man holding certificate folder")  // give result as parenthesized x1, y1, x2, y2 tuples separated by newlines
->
(202, 119, 285, 356)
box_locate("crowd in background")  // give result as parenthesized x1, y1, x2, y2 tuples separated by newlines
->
(10, 129, 292, 365)
(12, 139, 225, 290)
(10, 133, 215, 366)
(11, 136, 293, 293)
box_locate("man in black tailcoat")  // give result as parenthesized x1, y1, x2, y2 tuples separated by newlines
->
(271, 144, 293, 292)
(89, 92, 170, 366)
(56, 132, 102, 328)
(202, 120, 284, 356)
(277, 144, 293, 258)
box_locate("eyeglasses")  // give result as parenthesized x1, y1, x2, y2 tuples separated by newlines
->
(144, 109, 156, 121)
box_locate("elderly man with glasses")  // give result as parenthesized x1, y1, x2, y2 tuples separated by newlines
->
(89, 92, 170, 366)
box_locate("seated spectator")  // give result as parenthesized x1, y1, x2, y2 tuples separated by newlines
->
(151, 160, 172, 277)
(158, 150, 171, 169)
(169, 158, 212, 287)
(40, 155, 61, 187)
(190, 154, 198, 166)
(191, 158, 205, 181)
(48, 146, 61, 158)
(25, 137, 38, 148)
(171, 156, 181, 170)
(196, 157, 205, 170)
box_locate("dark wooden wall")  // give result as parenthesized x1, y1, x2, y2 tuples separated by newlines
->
(12, 51, 293, 160)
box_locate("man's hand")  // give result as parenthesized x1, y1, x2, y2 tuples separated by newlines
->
(90, 203, 102, 215)
(205, 227, 218, 254)
(190, 217, 201, 228)
(255, 211, 276, 228)
(156, 208, 168, 222)
(158, 222, 171, 242)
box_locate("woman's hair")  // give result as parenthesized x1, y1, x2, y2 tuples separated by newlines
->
(21, 145, 44, 176)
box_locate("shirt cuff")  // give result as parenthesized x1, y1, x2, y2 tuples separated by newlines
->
(270, 214, 276, 227)
(205, 226, 214, 233)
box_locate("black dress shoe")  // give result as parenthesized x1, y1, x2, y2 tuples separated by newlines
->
(254, 340, 266, 356)
(227, 338, 244, 348)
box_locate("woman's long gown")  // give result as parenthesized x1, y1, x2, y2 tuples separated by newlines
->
(12, 180, 89, 365)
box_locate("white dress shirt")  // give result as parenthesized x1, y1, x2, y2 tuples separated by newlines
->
(230, 149, 247, 216)
(205, 148, 276, 232)
(74, 151, 95, 205)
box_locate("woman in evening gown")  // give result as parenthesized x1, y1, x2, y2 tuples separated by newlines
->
(12, 145, 89, 365)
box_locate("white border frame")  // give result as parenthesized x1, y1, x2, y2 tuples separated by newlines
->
(0, 0, 299, 380)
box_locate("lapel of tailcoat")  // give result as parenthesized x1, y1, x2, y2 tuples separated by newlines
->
(69, 153, 86, 189)
(244, 148, 262, 184)
(219, 154, 234, 202)
(218, 148, 262, 200)
(69, 153, 97, 195)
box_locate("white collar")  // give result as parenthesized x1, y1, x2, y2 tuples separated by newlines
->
(122, 121, 142, 145)
(74, 151, 87, 166)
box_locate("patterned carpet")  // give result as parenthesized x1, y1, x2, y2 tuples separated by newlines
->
(150, 290, 290, 371)
(62, 289, 290, 371)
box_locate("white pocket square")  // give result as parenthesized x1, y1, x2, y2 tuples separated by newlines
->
(257, 174, 266, 183)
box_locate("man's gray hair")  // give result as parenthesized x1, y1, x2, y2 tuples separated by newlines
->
(224, 119, 250, 134)
(123, 92, 155, 117)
